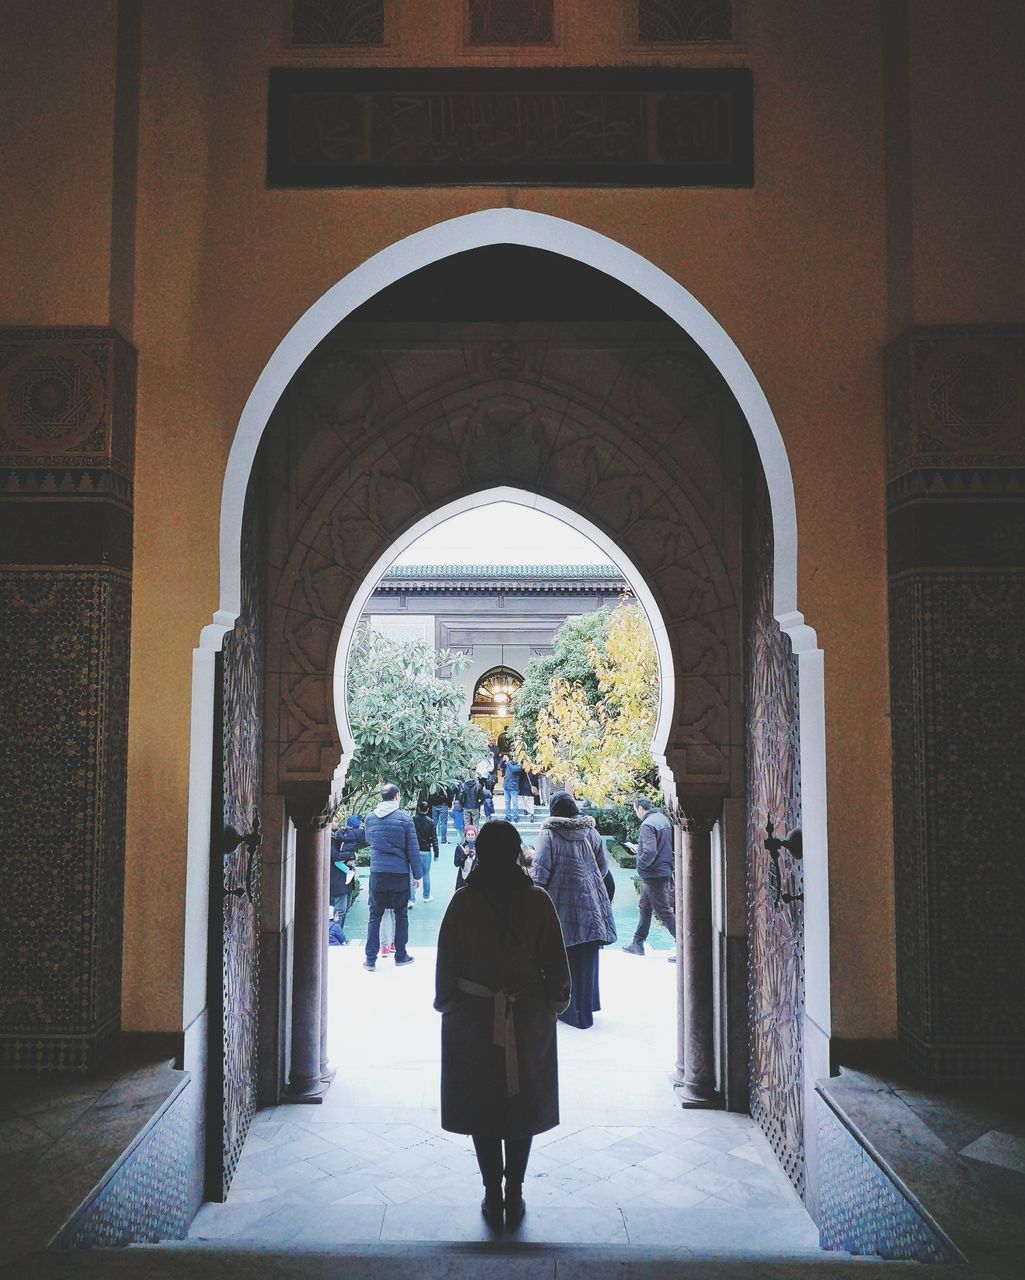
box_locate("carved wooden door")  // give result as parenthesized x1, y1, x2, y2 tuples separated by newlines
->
(744, 454, 805, 1197)
(208, 489, 265, 1200)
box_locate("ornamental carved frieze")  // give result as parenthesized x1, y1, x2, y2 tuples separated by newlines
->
(264, 323, 743, 796)
(886, 326, 1025, 478)
(0, 328, 136, 487)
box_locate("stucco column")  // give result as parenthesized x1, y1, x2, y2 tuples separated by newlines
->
(320, 909, 335, 1085)
(674, 800, 721, 1109)
(286, 789, 331, 1103)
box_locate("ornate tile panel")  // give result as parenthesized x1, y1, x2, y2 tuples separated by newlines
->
(816, 1092, 959, 1262)
(887, 325, 1025, 1085)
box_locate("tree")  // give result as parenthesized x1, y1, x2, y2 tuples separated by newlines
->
(343, 627, 488, 812)
(526, 600, 659, 805)
(512, 608, 611, 760)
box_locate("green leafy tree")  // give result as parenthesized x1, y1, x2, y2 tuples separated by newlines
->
(512, 608, 611, 760)
(343, 627, 488, 813)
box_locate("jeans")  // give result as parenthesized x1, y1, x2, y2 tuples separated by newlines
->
(432, 804, 449, 844)
(331, 890, 352, 941)
(634, 876, 677, 943)
(503, 789, 519, 821)
(366, 873, 411, 961)
(452, 809, 465, 837)
(463, 807, 479, 828)
(411, 854, 431, 901)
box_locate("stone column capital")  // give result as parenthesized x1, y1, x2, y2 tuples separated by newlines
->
(284, 784, 333, 830)
(670, 795, 722, 833)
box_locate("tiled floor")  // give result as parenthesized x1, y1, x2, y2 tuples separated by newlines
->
(190, 945, 821, 1252)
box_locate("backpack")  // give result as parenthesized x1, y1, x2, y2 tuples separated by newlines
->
(460, 779, 478, 808)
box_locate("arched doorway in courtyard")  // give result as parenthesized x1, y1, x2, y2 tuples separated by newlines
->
(192, 212, 826, 1240)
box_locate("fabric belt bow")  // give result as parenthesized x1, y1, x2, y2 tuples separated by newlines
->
(456, 978, 525, 1097)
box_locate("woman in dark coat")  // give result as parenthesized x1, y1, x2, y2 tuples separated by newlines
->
(435, 821, 571, 1227)
(529, 792, 616, 1029)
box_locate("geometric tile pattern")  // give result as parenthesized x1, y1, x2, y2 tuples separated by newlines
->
(0, 569, 131, 1071)
(887, 325, 1025, 1085)
(743, 448, 805, 1196)
(53, 1078, 203, 1250)
(890, 569, 1025, 1083)
(0, 326, 135, 1074)
(816, 1091, 959, 1262)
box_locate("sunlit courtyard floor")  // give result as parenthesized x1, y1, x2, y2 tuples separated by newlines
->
(189, 938, 823, 1252)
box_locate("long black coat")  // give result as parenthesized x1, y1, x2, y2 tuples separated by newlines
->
(435, 881, 571, 1138)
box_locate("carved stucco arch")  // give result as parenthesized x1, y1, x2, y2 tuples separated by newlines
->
(184, 210, 830, 1044)
(264, 370, 741, 804)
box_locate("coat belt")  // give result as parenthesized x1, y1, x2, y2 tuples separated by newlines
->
(455, 978, 530, 1097)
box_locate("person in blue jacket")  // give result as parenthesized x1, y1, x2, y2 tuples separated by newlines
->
(363, 784, 422, 971)
(329, 814, 367, 944)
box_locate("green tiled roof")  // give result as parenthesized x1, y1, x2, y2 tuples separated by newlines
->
(376, 563, 630, 594)
(382, 564, 622, 579)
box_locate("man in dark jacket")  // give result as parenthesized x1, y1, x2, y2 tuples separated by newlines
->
(412, 800, 439, 903)
(622, 796, 677, 959)
(363, 784, 422, 971)
(502, 756, 524, 822)
(427, 782, 453, 846)
(457, 776, 481, 829)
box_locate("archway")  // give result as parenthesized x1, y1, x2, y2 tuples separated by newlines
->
(186, 212, 831, 1217)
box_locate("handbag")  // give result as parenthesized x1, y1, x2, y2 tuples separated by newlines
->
(603, 869, 616, 902)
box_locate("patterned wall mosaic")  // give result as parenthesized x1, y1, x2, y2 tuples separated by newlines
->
(53, 1078, 203, 1250)
(816, 1092, 959, 1262)
(0, 570, 130, 1071)
(887, 326, 1025, 1085)
(743, 450, 805, 1196)
(0, 326, 135, 1073)
(212, 475, 266, 1198)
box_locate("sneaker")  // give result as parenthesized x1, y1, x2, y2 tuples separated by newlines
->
(394, 953, 415, 967)
(408, 900, 415, 908)
(622, 942, 645, 956)
(667, 955, 677, 964)
(423, 895, 433, 902)
(363, 960, 376, 971)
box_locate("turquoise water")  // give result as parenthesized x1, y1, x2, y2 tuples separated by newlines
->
(339, 831, 674, 953)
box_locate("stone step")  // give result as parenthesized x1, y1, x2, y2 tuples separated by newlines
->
(21, 1241, 886, 1279)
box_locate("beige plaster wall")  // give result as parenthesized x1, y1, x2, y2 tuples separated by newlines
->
(5, 2, 1023, 1041)
(0, 1, 119, 325)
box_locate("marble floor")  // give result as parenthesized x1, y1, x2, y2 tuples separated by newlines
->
(189, 945, 822, 1252)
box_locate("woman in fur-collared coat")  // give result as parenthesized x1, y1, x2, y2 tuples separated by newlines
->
(435, 820, 571, 1226)
(529, 792, 617, 1029)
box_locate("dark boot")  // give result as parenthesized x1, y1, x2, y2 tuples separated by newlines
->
(481, 1185, 504, 1227)
(504, 1182, 526, 1225)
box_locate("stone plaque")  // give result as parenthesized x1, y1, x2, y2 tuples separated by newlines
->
(267, 67, 753, 187)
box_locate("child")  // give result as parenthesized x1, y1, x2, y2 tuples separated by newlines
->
(453, 823, 477, 892)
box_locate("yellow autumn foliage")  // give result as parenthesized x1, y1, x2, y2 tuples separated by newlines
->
(532, 601, 659, 804)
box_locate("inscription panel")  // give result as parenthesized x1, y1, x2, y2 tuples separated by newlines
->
(268, 68, 753, 187)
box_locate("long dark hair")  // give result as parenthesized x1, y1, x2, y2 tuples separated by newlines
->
(469, 820, 531, 933)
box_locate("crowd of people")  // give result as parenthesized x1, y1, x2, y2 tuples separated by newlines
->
(327, 769, 679, 1228)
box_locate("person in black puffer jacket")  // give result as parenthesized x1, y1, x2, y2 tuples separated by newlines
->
(413, 800, 439, 903)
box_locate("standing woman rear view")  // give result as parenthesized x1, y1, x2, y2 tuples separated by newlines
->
(434, 820, 571, 1228)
